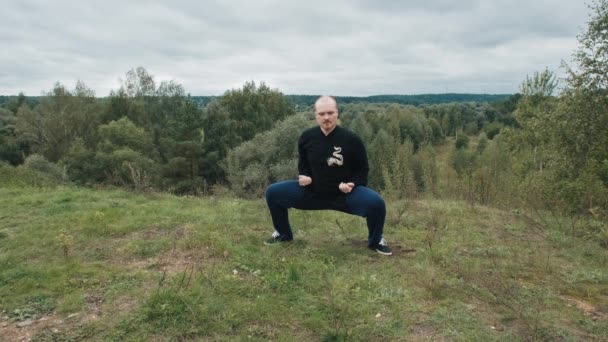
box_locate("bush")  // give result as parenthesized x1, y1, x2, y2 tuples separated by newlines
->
(0, 141, 24, 165)
(484, 121, 503, 140)
(0, 161, 59, 187)
(455, 133, 469, 149)
(23, 154, 65, 182)
(476, 132, 488, 154)
(96, 148, 158, 189)
(224, 113, 312, 197)
(62, 139, 103, 184)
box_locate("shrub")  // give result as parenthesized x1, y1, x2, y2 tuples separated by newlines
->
(22, 154, 65, 182)
(224, 113, 312, 197)
(0, 161, 59, 187)
(455, 133, 469, 149)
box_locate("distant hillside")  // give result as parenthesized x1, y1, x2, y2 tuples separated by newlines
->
(284, 93, 512, 108)
(1, 93, 511, 111)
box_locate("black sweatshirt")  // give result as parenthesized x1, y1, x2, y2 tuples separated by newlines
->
(298, 125, 369, 196)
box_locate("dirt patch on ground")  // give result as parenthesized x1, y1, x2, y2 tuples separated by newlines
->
(0, 292, 144, 342)
(561, 296, 607, 321)
(137, 225, 191, 240)
(113, 296, 139, 316)
(409, 322, 446, 341)
(156, 248, 213, 276)
(110, 224, 219, 273)
(0, 312, 78, 342)
(115, 242, 221, 279)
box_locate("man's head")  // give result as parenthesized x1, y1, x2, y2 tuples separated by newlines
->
(314, 96, 339, 134)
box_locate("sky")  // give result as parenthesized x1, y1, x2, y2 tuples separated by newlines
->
(0, 0, 591, 96)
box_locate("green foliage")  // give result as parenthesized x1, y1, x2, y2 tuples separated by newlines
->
(16, 81, 101, 162)
(61, 117, 159, 189)
(96, 148, 157, 189)
(99, 67, 204, 193)
(0, 140, 24, 165)
(201, 82, 295, 184)
(23, 154, 65, 182)
(484, 121, 503, 139)
(224, 113, 312, 197)
(427, 117, 445, 144)
(568, 0, 608, 90)
(451, 147, 477, 178)
(382, 141, 417, 199)
(474, 136, 514, 205)
(368, 129, 397, 189)
(0, 161, 60, 187)
(418, 145, 439, 196)
(0, 107, 29, 165)
(0, 107, 16, 136)
(476, 132, 488, 154)
(487, 2, 608, 215)
(348, 115, 374, 144)
(62, 139, 101, 184)
(455, 132, 469, 149)
(97, 117, 155, 155)
(423, 102, 493, 137)
(491, 93, 521, 124)
(520, 68, 558, 98)
(5, 93, 29, 114)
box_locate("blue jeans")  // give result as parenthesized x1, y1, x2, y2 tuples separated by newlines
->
(265, 180, 386, 247)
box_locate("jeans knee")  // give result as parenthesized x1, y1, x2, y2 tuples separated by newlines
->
(265, 183, 280, 202)
(374, 197, 386, 212)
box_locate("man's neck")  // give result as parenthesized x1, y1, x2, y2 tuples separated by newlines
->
(320, 125, 337, 136)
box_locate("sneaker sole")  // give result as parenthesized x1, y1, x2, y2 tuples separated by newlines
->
(375, 249, 393, 256)
(264, 239, 292, 245)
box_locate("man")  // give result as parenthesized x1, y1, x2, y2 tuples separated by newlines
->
(264, 95, 392, 255)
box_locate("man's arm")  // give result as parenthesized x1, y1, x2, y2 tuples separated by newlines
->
(298, 133, 312, 185)
(348, 136, 369, 187)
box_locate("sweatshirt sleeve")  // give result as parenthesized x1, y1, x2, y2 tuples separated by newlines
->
(349, 136, 369, 186)
(298, 133, 312, 177)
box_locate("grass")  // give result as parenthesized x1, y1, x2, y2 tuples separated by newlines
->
(0, 184, 607, 341)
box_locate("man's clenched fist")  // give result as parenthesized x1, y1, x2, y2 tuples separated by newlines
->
(298, 175, 312, 186)
(339, 182, 355, 193)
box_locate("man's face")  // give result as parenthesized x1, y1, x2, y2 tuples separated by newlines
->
(315, 100, 339, 133)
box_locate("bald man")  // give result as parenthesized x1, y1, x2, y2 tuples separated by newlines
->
(264, 96, 392, 255)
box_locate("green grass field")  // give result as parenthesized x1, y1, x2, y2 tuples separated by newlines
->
(0, 184, 607, 341)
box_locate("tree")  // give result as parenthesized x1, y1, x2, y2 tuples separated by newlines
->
(224, 113, 312, 196)
(557, 0, 608, 173)
(102, 67, 205, 192)
(16, 82, 101, 162)
(95, 117, 158, 188)
(201, 81, 295, 183)
(455, 132, 470, 149)
(6, 92, 27, 114)
(513, 68, 559, 172)
(0, 108, 26, 165)
(567, 0, 608, 90)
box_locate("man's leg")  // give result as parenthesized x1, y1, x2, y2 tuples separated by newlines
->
(344, 186, 387, 247)
(265, 180, 307, 241)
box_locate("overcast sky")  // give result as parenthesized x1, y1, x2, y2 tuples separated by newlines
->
(0, 0, 591, 96)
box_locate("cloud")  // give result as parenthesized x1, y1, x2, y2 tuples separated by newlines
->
(0, 0, 590, 96)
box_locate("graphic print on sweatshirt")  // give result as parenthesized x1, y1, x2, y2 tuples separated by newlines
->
(327, 146, 343, 166)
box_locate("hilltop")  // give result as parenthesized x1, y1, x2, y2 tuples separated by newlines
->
(0, 184, 606, 341)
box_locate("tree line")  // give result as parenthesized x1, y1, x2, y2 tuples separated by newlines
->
(0, 72, 512, 195)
